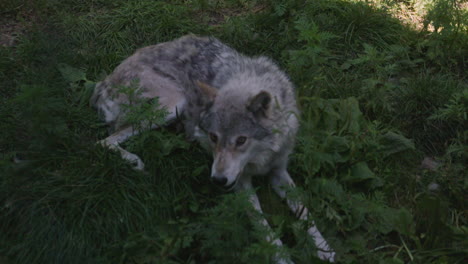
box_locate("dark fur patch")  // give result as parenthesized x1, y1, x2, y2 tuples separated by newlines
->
(247, 91, 271, 118)
(152, 65, 178, 82)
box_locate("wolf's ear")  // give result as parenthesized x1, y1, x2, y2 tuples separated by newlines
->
(247, 91, 271, 118)
(196, 81, 217, 102)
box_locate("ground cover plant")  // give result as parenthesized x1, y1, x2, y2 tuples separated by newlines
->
(0, 0, 466, 263)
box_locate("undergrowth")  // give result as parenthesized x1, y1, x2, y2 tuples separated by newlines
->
(0, 0, 466, 263)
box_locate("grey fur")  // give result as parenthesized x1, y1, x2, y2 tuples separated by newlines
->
(92, 35, 335, 263)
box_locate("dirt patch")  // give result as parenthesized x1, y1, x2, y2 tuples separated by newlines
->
(0, 15, 25, 47)
(193, 4, 267, 27)
(1, 5, 39, 47)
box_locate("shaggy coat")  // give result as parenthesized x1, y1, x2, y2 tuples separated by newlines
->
(91, 35, 335, 263)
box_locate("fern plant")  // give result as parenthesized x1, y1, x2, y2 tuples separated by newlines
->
(116, 80, 169, 133)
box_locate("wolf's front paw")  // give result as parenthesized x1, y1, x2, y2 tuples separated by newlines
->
(99, 140, 146, 171)
(122, 151, 145, 170)
(307, 226, 336, 262)
(317, 249, 335, 262)
(275, 258, 294, 264)
(273, 254, 294, 264)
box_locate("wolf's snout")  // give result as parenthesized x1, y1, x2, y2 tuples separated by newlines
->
(211, 175, 228, 186)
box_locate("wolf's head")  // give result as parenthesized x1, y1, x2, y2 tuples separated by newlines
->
(195, 81, 276, 189)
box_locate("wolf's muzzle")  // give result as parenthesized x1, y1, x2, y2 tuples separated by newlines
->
(211, 175, 227, 186)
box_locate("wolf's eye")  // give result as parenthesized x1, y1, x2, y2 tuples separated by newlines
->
(209, 133, 218, 143)
(236, 136, 247, 146)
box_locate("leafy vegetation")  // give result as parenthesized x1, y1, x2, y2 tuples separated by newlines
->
(0, 0, 466, 263)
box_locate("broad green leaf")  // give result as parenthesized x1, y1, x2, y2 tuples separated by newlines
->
(57, 63, 87, 83)
(339, 97, 362, 134)
(393, 208, 414, 236)
(343, 162, 375, 183)
(379, 131, 415, 157)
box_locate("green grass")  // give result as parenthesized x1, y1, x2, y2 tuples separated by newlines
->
(1, 0, 467, 263)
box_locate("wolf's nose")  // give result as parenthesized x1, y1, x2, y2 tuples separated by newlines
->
(211, 175, 227, 186)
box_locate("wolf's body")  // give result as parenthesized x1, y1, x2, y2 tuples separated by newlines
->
(91, 35, 335, 263)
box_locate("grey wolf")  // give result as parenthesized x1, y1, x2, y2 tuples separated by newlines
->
(91, 35, 335, 263)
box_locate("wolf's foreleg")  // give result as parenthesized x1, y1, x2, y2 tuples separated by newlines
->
(270, 169, 336, 262)
(99, 126, 146, 170)
(98, 101, 183, 170)
(236, 180, 294, 264)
